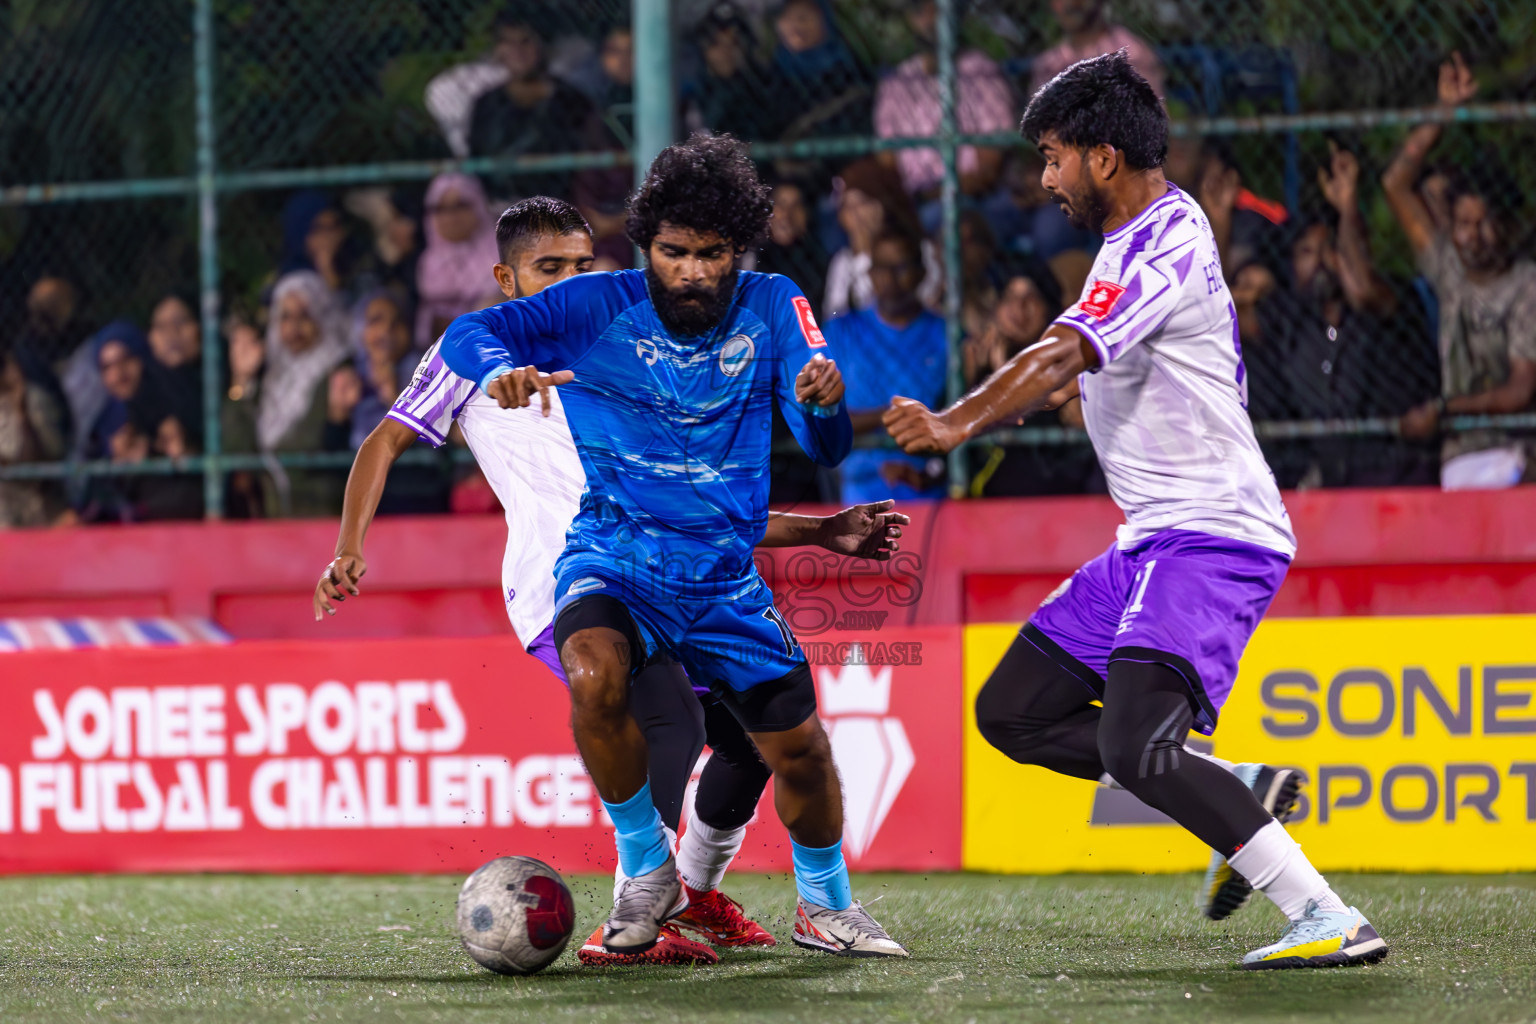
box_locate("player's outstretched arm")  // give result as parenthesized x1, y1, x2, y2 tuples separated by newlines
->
(883, 326, 1096, 455)
(762, 500, 909, 560)
(438, 275, 598, 394)
(313, 418, 418, 620)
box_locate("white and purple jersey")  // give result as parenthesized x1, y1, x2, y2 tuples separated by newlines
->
(387, 341, 586, 649)
(1055, 184, 1296, 558)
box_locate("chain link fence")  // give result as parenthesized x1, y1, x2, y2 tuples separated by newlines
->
(3, 0, 1536, 524)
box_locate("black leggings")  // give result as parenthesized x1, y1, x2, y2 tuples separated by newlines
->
(974, 627, 1271, 856)
(627, 668, 772, 834)
(628, 661, 706, 832)
(695, 692, 773, 831)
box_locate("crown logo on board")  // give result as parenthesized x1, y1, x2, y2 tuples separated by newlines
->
(815, 645, 892, 716)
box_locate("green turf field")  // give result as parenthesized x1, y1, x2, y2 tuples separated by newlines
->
(1, 872, 1532, 1024)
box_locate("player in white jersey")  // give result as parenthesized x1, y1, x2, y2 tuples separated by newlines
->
(313, 198, 907, 965)
(884, 52, 1386, 970)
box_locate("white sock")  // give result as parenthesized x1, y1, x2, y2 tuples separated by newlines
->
(614, 824, 677, 899)
(1099, 746, 1237, 790)
(1227, 820, 1347, 920)
(676, 807, 745, 894)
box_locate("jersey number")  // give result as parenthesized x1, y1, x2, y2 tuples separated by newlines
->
(762, 604, 798, 656)
(1116, 560, 1158, 635)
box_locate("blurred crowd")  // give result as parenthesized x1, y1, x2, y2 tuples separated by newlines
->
(2, 1, 1533, 528)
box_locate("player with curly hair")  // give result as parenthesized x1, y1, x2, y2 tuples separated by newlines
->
(438, 135, 907, 959)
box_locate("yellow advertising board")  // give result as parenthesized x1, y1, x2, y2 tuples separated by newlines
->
(963, 616, 1536, 873)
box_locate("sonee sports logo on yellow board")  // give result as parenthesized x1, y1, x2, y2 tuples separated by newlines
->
(963, 616, 1536, 874)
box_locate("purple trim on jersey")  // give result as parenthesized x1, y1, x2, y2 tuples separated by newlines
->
(1104, 185, 1184, 243)
(450, 391, 475, 419)
(404, 352, 451, 409)
(415, 380, 467, 430)
(1155, 209, 1189, 246)
(1107, 307, 1171, 358)
(1172, 248, 1196, 285)
(1056, 314, 1111, 369)
(1228, 301, 1247, 388)
(1098, 238, 1199, 343)
(1118, 222, 1157, 278)
(526, 623, 568, 685)
(385, 408, 447, 447)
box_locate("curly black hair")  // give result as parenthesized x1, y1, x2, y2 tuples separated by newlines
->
(1020, 49, 1166, 171)
(626, 133, 773, 252)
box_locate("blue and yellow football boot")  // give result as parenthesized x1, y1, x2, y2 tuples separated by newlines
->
(1242, 901, 1388, 969)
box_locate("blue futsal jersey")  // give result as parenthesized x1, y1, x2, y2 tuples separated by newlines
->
(439, 269, 851, 597)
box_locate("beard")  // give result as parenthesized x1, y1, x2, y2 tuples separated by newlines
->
(647, 265, 738, 337)
(1053, 180, 1110, 234)
(1458, 240, 1506, 276)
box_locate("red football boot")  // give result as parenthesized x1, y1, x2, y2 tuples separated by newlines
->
(671, 889, 778, 947)
(576, 924, 719, 967)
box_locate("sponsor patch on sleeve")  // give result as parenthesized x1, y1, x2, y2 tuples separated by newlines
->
(791, 295, 827, 348)
(1078, 280, 1127, 320)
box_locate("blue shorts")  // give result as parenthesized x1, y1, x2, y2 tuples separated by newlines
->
(552, 564, 805, 696)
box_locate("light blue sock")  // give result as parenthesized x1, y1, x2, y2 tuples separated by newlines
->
(602, 781, 671, 878)
(791, 838, 852, 910)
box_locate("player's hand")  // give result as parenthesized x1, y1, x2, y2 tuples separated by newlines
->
(486, 366, 575, 415)
(795, 354, 844, 407)
(1437, 51, 1477, 107)
(883, 396, 965, 455)
(1318, 140, 1360, 213)
(815, 499, 910, 560)
(314, 552, 368, 621)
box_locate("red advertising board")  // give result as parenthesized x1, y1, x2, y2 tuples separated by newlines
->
(0, 631, 960, 875)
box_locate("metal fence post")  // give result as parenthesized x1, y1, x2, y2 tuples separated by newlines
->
(632, 0, 674, 190)
(936, 0, 968, 497)
(194, 0, 223, 518)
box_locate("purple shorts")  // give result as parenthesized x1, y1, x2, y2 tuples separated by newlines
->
(1027, 528, 1290, 735)
(526, 623, 568, 684)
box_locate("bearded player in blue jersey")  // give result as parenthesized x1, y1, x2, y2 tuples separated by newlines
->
(439, 135, 906, 959)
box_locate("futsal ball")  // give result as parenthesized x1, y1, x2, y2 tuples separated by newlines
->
(456, 856, 576, 975)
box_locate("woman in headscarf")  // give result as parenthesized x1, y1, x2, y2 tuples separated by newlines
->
(772, 0, 871, 140)
(146, 294, 205, 450)
(256, 272, 350, 452)
(279, 190, 360, 296)
(223, 271, 351, 516)
(82, 321, 203, 520)
(89, 321, 152, 457)
(336, 289, 450, 514)
(415, 173, 503, 348)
